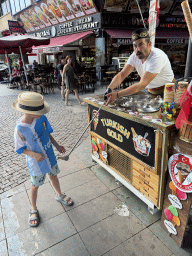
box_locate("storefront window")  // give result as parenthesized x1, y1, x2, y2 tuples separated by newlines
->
(9, 0, 31, 15)
(0, 0, 9, 17)
(20, 0, 26, 10)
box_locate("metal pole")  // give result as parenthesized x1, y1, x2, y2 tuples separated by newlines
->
(184, 39, 192, 78)
(135, 0, 146, 28)
(149, 0, 157, 47)
(5, 51, 12, 84)
(58, 102, 105, 161)
(19, 46, 29, 86)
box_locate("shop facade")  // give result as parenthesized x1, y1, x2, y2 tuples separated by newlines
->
(10, 0, 191, 81)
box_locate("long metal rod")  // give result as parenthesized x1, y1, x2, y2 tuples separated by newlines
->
(5, 51, 12, 83)
(19, 46, 29, 86)
(135, 0, 146, 28)
(66, 102, 105, 157)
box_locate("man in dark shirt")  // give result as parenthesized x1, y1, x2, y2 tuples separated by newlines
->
(57, 56, 66, 100)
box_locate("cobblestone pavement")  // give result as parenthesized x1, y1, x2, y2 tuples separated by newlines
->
(0, 83, 105, 193)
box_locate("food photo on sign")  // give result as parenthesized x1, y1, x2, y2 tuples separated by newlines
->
(168, 154, 192, 192)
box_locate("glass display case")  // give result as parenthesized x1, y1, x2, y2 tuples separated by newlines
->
(112, 57, 129, 70)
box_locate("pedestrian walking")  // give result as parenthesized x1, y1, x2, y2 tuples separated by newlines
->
(62, 56, 84, 106)
(57, 56, 66, 101)
(12, 92, 74, 228)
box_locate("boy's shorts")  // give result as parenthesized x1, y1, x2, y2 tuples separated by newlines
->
(31, 164, 60, 187)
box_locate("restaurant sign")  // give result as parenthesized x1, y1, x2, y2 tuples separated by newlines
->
(112, 37, 189, 46)
(89, 105, 156, 167)
(31, 13, 100, 38)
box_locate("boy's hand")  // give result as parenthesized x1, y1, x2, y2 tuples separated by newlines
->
(57, 145, 66, 154)
(33, 152, 45, 162)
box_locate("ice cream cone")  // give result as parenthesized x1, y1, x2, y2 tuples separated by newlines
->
(178, 170, 186, 184)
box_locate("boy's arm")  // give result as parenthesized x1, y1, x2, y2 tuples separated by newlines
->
(23, 148, 45, 162)
(49, 134, 66, 153)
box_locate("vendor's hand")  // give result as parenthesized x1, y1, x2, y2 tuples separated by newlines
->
(105, 92, 118, 106)
(33, 152, 45, 162)
(57, 145, 66, 154)
(104, 88, 112, 100)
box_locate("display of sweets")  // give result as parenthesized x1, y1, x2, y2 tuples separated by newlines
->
(164, 83, 175, 103)
(174, 81, 188, 105)
(159, 102, 181, 120)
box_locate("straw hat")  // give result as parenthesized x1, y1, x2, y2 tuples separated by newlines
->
(12, 92, 50, 115)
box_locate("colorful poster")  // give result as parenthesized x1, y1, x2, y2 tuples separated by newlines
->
(102, 0, 129, 12)
(15, 0, 98, 32)
(168, 153, 192, 193)
(128, 0, 149, 13)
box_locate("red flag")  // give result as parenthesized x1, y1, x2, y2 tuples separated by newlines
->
(175, 81, 192, 129)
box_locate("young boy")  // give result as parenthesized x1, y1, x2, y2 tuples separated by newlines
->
(12, 92, 73, 227)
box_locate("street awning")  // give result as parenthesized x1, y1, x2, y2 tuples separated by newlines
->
(105, 29, 133, 38)
(156, 30, 189, 38)
(155, 30, 189, 44)
(106, 29, 189, 45)
(32, 30, 93, 53)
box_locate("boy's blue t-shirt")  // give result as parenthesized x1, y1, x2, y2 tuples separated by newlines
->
(14, 115, 57, 176)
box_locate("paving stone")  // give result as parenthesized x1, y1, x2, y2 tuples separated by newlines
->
(57, 153, 87, 177)
(79, 211, 146, 256)
(56, 168, 98, 192)
(1, 191, 30, 238)
(67, 192, 121, 232)
(104, 228, 172, 256)
(7, 213, 77, 256)
(149, 220, 192, 256)
(112, 186, 162, 227)
(26, 182, 65, 222)
(0, 240, 8, 256)
(36, 234, 90, 256)
(61, 178, 110, 211)
(0, 206, 5, 242)
(0, 184, 26, 200)
(91, 164, 123, 190)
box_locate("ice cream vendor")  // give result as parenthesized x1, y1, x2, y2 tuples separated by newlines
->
(104, 28, 175, 104)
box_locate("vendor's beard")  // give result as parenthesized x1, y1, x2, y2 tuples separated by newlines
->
(136, 52, 145, 59)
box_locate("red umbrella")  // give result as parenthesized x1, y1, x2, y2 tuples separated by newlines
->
(0, 34, 50, 48)
(0, 47, 32, 54)
(0, 34, 50, 85)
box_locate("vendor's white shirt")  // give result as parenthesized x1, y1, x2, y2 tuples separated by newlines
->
(127, 47, 174, 89)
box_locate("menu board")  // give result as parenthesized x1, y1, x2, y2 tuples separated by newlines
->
(16, 0, 98, 32)
(102, 0, 129, 12)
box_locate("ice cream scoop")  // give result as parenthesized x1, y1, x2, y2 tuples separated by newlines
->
(168, 205, 178, 217)
(164, 208, 173, 220)
(169, 181, 177, 193)
(169, 181, 187, 200)
(164, 206, 180, 226)
(176, 188, 187, 200)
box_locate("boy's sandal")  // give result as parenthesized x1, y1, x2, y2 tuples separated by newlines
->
(55, 193, 74, 206)
(29, 209, 40, 227)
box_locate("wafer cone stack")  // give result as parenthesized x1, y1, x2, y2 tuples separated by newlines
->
(178, 170, 185, 184)
(131, 127, 137, 137)
(181, 1, 192, 41)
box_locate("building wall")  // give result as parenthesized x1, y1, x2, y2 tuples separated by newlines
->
(0, 12, 12, 33)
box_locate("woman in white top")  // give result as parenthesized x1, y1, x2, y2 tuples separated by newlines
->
(104, 28, 174, 105)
